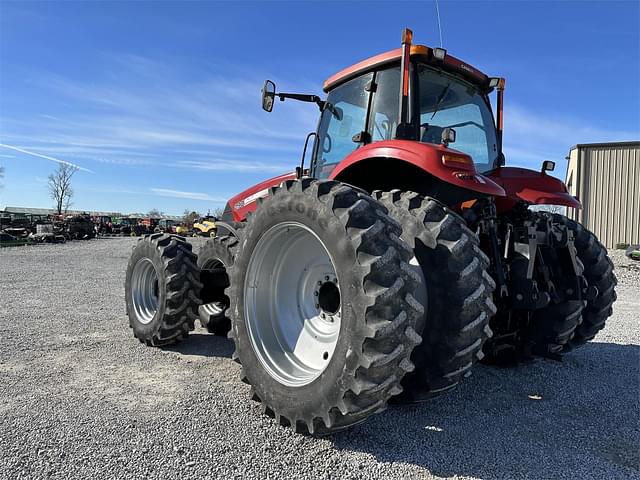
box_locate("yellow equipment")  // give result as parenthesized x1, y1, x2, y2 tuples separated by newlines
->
(192, 216, 217, 237)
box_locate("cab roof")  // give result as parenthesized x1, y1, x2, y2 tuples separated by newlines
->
(323, 45, 491, 93)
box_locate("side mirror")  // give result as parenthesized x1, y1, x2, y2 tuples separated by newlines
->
(441, 127, 456, 146)
(541, 160, 555, 173)
(262, 80, 276, 112)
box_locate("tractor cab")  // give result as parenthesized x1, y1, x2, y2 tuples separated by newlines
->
(260, 29, 509, 205)
(261, 31, 505, 175)
(312, 46, 501, 179)
(257, 29, 577, 213)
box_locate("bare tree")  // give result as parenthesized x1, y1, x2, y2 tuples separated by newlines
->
(148, 208, 164, 218)
(212, 206, 225, 218)
(48, 163, 78, 214)
(183, 210, 201, 225)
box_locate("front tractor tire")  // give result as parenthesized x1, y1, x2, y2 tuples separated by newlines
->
(522, 214, 617, 356)
(125, 234, 202, 346)
(556, 215, 617, 350)
(198, 235, 239, 335)
(483, 213, 616, 364)
(229, 179, 424, 434)
(373, 190, 496, 401)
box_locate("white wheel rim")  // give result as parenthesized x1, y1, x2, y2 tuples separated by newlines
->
(131, 258, 159, 325)
(244, 222, 341, 387)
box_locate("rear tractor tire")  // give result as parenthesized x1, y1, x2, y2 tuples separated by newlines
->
(124, 234, 202, 346)
(373, 190, 496, 402)
(198, 234, 240, 335)
(523, 215, 617, 356)
(559, 215, 617, 350)
(483, 213, 616, 363)
(229, 179, 424, 434)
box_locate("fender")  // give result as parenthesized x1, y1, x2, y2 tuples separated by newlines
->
(487, 167, 582, 212)
(226, 171, 297, 221)
(328, 140, 506, 197)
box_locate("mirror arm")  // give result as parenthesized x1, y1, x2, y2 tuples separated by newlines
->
(277, 92, 325, 111)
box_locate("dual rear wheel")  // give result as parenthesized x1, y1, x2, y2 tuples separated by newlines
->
(227, 181, 495, 432)
(482, 212, 617, 364)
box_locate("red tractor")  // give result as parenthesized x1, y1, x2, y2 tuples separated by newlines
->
(125, 29, 616, 434)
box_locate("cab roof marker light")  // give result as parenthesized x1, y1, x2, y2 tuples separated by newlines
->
(433, 48, 447, 61)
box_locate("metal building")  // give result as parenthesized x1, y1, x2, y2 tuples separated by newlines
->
(565, 141, 640, 248)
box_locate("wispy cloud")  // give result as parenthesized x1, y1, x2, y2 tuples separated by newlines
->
(0, 143, 93, 172)
(1, 59, 315, 174)
(150, 188, 226, 202)
(176, 158, 292, 173)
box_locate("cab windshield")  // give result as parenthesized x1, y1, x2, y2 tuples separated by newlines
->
(417, 64, 498, 173)
(311, 64, 499, 179)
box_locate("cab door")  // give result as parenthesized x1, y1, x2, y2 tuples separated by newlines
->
(311, 73, 373, 179)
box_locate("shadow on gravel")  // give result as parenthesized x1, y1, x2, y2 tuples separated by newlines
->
(164, 333, 234, 358)
(331, 342, 640, 479)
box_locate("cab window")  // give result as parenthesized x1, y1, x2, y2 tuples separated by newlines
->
(417, 65, 498, 173)
(368, 67, 401, 141)
(312, 74, 372, 179)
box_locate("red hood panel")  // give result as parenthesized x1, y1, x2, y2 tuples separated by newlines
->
(227, 171, 297, 221)
(488, 167, 582, 210)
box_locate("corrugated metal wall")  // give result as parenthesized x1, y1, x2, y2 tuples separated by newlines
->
(567, 142, 640, 248)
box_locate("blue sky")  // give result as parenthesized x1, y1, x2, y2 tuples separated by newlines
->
(1, 1, 638, 215)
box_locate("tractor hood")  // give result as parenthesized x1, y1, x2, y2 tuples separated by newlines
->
(488, 167, 582, 210)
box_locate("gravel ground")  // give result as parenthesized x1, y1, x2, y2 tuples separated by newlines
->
(609, 249, 640, 288)
(0, 238, 638, 480)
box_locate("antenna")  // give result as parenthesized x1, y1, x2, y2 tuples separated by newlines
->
(435, 0, 444, 47)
